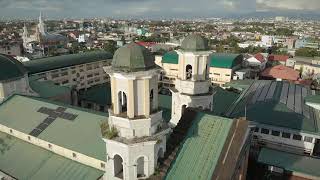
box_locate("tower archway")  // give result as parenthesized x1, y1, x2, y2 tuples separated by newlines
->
(114, 154, 124, 179)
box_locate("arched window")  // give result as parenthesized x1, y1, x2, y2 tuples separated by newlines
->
(186, 64, 192, 80)
(181, 105, 187, 115)
(136, 156, 145, 178)
(150, 89, 154, 111)
(118, 91, 127, 113)
(114, 154, 123, 179)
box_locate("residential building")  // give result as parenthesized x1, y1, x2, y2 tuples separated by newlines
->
(260, 64, 300, 81)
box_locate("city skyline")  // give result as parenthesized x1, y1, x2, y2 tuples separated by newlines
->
(0, 0, 319, 19)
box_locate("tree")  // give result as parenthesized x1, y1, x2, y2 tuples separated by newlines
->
(103, 40, 117, 54)
(295, 47, 320, 57)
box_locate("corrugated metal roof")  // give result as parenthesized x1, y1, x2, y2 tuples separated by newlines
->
(165, 113, 233, 180)
(23, 51, 112, 74)
(227, 80, 320, 135)
(0, 95, 107, 161)
(0, 132, 104, 180)
(162, 51, 179, 64)
(258, 148, 320, 178)
(210, 53, 243, 69)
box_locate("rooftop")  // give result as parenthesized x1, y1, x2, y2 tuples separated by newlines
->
(79, 83, 112, 106)
(29, 77, 71, 98)
(112, 43, 156, 72)
(227, 80, 320, 135)
(258, 148, 320, 178)
(0, 131, 104, 180)
(0, 54, 27, 81)
(260, 65, 299, 81)
(181, 34, 209, 52)
(165, 113, 234, 180)
(0, 95, 107, 161)
(23, 51, 112, 74)
(210, 53, 243, 69)
(162, 51, 179, 64)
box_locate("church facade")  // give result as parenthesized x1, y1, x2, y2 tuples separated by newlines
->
(22, 13, 67, 55)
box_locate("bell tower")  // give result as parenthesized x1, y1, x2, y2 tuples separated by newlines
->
(103, 43, 169, 180)
(170, 34, 214, 126)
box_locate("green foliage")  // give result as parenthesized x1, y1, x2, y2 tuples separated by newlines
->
(136, 35, 168, 43)
(100, 121, 118, 139)
(236, 45, 266, 54)
(295, 47, 320, 57)
(103, 40, 117, 54)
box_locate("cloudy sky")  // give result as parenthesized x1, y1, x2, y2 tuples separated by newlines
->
(0, 0, 319, 19)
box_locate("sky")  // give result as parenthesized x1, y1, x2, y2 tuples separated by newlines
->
(0, 0, 319, 19)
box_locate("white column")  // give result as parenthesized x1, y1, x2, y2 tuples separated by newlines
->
(144, 79, 150, 117)
(127, 79, 135, 118)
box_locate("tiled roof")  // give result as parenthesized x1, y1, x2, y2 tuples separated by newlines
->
(260, 65, 299, 81)
(0, 132, 104, 180)
(268, 54, 289, 62)
(254, 53, 266, 63)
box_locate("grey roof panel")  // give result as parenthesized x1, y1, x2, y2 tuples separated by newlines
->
(280, 82, 289, 104)
(287, 84, 296, 111)
(251, 81, 264, 104)
(258, 81, 271, 102)
(266, 81, 277, 100)
(295, 86, 302, 114)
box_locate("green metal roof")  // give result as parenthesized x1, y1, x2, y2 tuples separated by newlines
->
(158, 94, 172, 122)
(162, 51, 179, 64)
(181, 34, 209, 51)
(212, 87, 240, 116)
(23, 51, 112, 74)
(29, 78, 71, 98)
(258, 148, 320, 178)
(79, 83, 111, 106)
(210, 53, 243, 69)
(227, 80, 320, 135)
(112, 43, 156, 72)
(0, 54, 27, 81)
(0, 131, 104, 180)
(224, 79, 254, 91)
(305, 94, 320, 104)
(166, 113, 234, 180)
(0, 95, 107, 161)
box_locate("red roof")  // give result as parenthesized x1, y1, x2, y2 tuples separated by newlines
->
(136, 41, 157, 47)
(268, 55, 289, 62)
(254, 53, 265, 63)
(260, 65, 299, 81)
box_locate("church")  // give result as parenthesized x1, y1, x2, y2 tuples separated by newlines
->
(22, 12, 67, 56)
(0, 35, 251, 180)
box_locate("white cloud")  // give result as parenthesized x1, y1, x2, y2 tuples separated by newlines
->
(257, 0, 320, 11)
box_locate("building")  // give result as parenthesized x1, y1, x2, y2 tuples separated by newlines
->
(210, 53, 243, 86)
(159, 51, 243, 87)
(288, 56, 320, 79)
(22, 12, 67, 56)
(268, 54, 289, 65)
(244, 53, 267, 71)
(260, 64, 300, 81)
(0, 42, 22, 56)
(261, 35, 274, 48)
(226, 80, 320, 180)
(23, 51, 112, 91)
(0, 40, 251, 180)
(169, 34, 214, 125)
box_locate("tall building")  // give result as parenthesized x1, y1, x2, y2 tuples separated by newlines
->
(103, 43, 170, 179)
(170, 34, 214, 125)
(22, 12, 67, 55)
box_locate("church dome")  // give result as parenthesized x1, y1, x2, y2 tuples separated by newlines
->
(0, 54, 27, 81)
(112, 43, 156, 72)
(181, 34, 209, 51)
